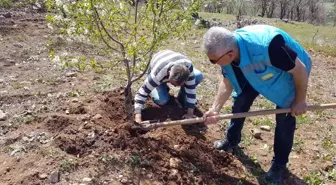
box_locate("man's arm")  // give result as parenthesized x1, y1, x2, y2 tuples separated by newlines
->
(203, 77, 233, 124)
(288, 57, 309, 115)
(268, 34, 308, 116)
(210, 77, 233, 113)
(183, 65, 197, 117)
(134, 73, 161, 122)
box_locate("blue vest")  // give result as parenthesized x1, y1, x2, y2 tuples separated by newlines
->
(221, 25, 312, 108)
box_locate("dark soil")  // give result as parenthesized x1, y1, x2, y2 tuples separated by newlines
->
(45, 89, 253, 185)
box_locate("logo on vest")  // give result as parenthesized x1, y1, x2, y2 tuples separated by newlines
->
(261, 73, 274, 81)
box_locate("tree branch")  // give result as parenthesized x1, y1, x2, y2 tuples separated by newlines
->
(130, 0, 139, 80)
(90, 0, 120, 53)
(131, 0, 161, 83)
(91, 1, 124, 51)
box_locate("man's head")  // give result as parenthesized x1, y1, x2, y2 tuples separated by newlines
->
(201, 26, 238, 66)
(168, 64, 190, 86)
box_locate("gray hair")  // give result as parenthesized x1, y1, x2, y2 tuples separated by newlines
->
(169, 64, 190, 85)
(201, 26, 237, 56)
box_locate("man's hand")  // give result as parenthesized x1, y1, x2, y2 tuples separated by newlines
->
(134, 113, 142, 123)
(203, 110, 219, 124)
(290, 99, 307, 117)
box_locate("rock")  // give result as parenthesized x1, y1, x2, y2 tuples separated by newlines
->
(323, 162, 334, 171)
(0, 132, 20, 145)
(72, 98, 79, 103)
(5, 167, 10, 172)
(23, 86, 30, 91)
(38, 173, 48, 179)
(0, 110, 7, 121)
(260, 125, 271, 131)
(121, 177, 128, 184)
(0, 79, 4, 83)
(3, 12, 11, 18)
(251, 128, 262, 139)
(173, 145, 179, 150)
(66, 72, 77, 77)
(169, 158, 182, 169)
(82, 177, 92, 182)
(170, 169, 178, 176)
(92, 114, 102, 120)
(13, 43, 23, 48)
(65, 110, 70, 115)
(333, 156, 336, 165)
(49, 171, 60, 183)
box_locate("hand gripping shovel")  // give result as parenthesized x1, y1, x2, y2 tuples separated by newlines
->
(133, 103, 336, 131)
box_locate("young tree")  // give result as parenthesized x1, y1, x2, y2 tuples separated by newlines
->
(46, 0, 200, 121)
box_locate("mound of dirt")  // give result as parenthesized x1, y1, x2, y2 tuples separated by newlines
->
(45, 89, 252, 184)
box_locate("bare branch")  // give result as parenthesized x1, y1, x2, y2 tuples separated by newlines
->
(130, 0, 139, 79)
(90, 0, 120, 53)
(91, 0, 124, 50)
(131, 1, 161, 83)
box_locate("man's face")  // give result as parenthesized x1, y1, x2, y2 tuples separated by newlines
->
(207, 50, 233, 66)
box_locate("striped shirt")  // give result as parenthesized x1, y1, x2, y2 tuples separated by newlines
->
(134, 50, 197, 114)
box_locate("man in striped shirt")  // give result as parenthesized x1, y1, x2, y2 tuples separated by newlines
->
(134, 50, 204, 123)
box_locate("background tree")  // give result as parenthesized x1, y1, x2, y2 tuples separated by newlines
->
(46, 0, 200, 121)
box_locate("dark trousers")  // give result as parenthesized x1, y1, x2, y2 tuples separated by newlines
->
(226, 83, 296, 165)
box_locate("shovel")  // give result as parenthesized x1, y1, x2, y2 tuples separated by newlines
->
(133, 103, 336, 131)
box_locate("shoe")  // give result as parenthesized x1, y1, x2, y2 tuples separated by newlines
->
(265, 162, 287, 184)
(213, 139, 238, 152)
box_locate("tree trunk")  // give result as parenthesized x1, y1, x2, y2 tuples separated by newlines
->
(124, 85, 133, 122)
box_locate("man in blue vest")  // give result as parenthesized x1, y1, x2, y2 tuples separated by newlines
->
(201, 25, 312, 184)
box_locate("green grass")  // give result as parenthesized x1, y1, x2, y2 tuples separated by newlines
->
(275, 23, 336, 56)
(304, 171, 325, 185)
(199, 12, 236, 21)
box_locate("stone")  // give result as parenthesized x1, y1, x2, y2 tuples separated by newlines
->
(322, 162, 334, 171)
(82, 177, 92, 182)
(3, 12, 11, 18)
(49, 171, 60, 183)
(0, 110, 7, 121)
(38, 173, 48, 179)
(121, 177, 128, 184)
(170, 169, 178, 176)
(66, 72, 77, 77)
(260, 125, 271, 131)
(92, 114, 102, 120)
(65, 110, 70, 115)
(0, 79, 4, 83)
(169, 158, 182, 169)
(72, 98, 79, 103)
(251, 128, 262, 139)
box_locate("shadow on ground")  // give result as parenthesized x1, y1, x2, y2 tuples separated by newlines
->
(233, 148, 308, 185)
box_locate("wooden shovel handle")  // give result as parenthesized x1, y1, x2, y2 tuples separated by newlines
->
(139, 103, 336, 130)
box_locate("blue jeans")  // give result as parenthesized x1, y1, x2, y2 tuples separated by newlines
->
(226, 82, 296, 165)
(151, 68, 203, 107)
